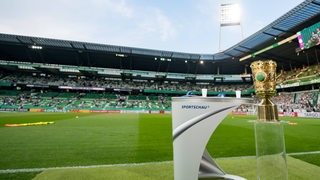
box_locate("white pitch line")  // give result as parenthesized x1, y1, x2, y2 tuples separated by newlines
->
(287, 151, 320, 156)
(1, 151, 320, 174)
(0, 161, 172, 174)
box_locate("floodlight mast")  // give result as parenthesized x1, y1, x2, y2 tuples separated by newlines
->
(219, 3, 243, 52)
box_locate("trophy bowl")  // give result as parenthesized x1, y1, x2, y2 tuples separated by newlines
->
(250, 60, 279, 122)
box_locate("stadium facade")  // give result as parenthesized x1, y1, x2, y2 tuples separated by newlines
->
(0, 0, 319, 114)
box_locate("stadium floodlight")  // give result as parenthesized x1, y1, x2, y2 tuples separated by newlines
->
(218, 3, 243, 51)
(18, 65, 36, 70)
(30, 45, 43, 50)
(220, 3, 241, 26)
(116, 53, 126, 57)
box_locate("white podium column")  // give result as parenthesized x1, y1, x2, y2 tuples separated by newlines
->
(172, 97, 251, 180)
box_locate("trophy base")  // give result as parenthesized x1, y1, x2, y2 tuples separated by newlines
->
(257, 104, 278, 122)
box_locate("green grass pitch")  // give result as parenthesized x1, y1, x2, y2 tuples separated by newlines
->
(0, 112, 319, 179)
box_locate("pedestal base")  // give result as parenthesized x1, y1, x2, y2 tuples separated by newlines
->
(172, 97, 252, 180)
(255, 121, 288, 180)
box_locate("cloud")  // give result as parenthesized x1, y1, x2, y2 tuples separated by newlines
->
(112, 0, 134, 18)
(155, 11, 176, 41)
(90, 0, 134, 18)
(138, 9, 176, 42)
(0, 0, 137, 42)
(0, 0, 305, 54)
(0, 0, 178, 52)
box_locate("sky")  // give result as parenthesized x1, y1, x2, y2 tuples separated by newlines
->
(0, 0, 304, 54)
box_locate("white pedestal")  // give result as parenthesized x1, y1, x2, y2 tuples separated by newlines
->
(172, 97, 251, 180)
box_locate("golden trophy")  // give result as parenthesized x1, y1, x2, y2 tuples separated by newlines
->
(250, 60, 288, 180)
(250, 60, 278, 122)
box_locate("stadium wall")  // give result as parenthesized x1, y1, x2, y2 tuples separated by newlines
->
(1, 107, 320, 118)
(0, 107, 171, 114)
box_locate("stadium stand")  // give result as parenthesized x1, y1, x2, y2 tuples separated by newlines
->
(277, 64, 320, 85)
(0, 70, 252, 93)
(0, 0, 319, 114)
(0, 63, 319, 113)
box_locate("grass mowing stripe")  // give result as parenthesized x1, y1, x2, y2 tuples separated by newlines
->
(0, 113, 319, 179)
(33, 156, 320, 180)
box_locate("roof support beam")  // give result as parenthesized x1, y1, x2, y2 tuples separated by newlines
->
(311, 1, 320, 6)
(262, 32, 278, 37)
(240, 34, 297, 61)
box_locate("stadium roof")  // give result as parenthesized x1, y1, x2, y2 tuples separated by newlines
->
(0, 0, 319, 75)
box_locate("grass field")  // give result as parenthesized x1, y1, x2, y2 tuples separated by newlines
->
(0, 112, 319, 179)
